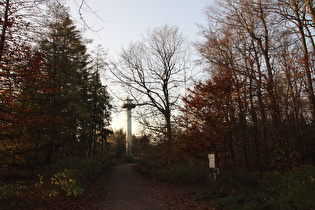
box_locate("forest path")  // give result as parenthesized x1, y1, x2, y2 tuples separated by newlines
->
(95, 163, 211, 210)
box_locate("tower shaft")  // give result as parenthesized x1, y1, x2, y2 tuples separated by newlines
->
(122, 98, 136, 155)
(126, 107, 132, 155)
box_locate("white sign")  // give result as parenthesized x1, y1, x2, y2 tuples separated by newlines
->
(208, 153, 215, 168)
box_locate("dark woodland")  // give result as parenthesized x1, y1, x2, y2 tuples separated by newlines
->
(1, 1, 315, 209)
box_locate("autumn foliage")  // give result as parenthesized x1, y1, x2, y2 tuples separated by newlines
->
(0, 1, 112, 180)
(178, 70, 233, 162)
(177, 0, 315, 172)
(0, 14, 57, 177)
(0, 48, 60, 177)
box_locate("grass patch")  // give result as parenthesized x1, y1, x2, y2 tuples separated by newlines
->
(194, 165, 315, 210)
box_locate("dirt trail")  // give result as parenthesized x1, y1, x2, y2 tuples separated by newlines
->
(97, 164, 211, 210)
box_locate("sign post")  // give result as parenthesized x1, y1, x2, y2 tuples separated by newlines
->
(208, 153, 215, 168)
(208, 153, 218, 180)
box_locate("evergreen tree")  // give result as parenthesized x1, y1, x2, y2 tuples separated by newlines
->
(38, 2, 111, 161)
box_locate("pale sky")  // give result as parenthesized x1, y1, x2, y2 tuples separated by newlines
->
(67, 0, 214, 55)
(66, 0, 215, 133)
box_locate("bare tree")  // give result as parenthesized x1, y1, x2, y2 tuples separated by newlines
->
(194, 0, 315, 169)
(110, 24, 190, 147)
(277, 0, 315, 122)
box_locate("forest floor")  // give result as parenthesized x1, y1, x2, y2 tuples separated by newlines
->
(30, 163, 213, 210)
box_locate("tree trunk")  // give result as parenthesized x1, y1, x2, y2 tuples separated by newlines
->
(0, 0, 10, 62)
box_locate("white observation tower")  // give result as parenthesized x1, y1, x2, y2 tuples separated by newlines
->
(122, 97, 136, 155)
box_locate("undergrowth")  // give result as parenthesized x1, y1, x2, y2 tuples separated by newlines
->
(194, 165, 315, 210)
(0, 157, 110, 207)
(138, 161, 208, 184)
(138, 156, 315, 209)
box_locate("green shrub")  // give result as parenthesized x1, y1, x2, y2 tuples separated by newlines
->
(44, 157, 109, 184)
(259, 165, 315, 209)
(0, 157, 110, 201)
(0, 180, 28, 199)
(50, 169, 84, 197)
(194, 165, 315, 210)
(0, 182, 19, 199)
(139, 162, 208, 184)
(121, 155, 136, 163)
(76, 158, 106, 181)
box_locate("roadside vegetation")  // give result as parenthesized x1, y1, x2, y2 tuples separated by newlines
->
(0, 157, 111, 209)
(138, 154, 315, 210)
(195, 165, 315, 210)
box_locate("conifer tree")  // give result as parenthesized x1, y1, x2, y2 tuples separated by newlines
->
(38, 2, 111, 161)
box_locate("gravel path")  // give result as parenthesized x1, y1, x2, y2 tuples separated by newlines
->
(97, 163, 211, 210)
